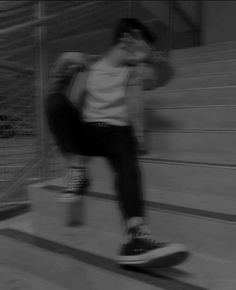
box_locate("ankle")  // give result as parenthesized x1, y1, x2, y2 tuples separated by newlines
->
(67, 166, 87, 176)
(126, 217, 146, 233)
(65, 166, 88, 190)
(68, 166, 86, 172)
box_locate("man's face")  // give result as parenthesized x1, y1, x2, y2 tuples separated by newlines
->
(122, 29, 143, 52)
(121, 30, 151, 64)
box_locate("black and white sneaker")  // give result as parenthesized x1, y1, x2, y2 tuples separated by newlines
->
(60, 167, 89, 203)
(118, 225, 189, 268)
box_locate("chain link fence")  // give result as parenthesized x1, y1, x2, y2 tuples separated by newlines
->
(44, 1, 137, 180)
(0, 0, 197, 211)
(0, 1, 136, 210)
(0, 3, 39, 208)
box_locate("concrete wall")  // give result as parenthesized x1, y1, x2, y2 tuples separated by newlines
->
(203, 1, 236, 44)
(141, 1, 168, 24)
(48, 0, 194, 58)
(179, 0, 199, 25)
(48, 0, 236, 57)
(144, 1, 236, 46)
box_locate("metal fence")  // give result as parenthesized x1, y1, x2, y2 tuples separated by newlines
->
(0, 1, 39, 208)
(0, 0, 136, 209)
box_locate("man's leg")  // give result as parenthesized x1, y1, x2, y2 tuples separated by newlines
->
(62, 154, 89, 202)
(46, 93, 89, 202)
(105, 126, 189, 267)
(104, 126, 144, 223)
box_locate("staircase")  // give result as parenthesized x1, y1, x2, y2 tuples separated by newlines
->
(4, 41, 236, 290)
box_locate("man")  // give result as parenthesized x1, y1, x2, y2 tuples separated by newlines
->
(46, 18, 188, 267)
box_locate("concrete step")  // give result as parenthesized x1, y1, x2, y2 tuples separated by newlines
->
(46, 175, 235, 216)
(176, 59, 236, 77)
(45, 156, 236, 213)
(0, 263, 67, 290)
(171, 41, 236, 58)
(146, 106, 236, 130)
(1, 219, 236, 290)
(146, 86, 236, 108)
(166, 71, 236, 90)
(147, 131, 236, 164)
(88, 158, 236, 203)
(172, 48, 236, 65)
(89, 179, 236, 216)
(46, 152, 236, 207)
(0, 227, 163, 290)
(28, 183, 236, 264)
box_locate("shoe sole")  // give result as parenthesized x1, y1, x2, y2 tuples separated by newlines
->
(118, 244, 190, 268)
(147, 251, 190, 268)
(59, 195, 82, 203)
(59, 183, 89, 203)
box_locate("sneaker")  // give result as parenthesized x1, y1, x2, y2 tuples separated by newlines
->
(60, 167, 89, 203)
(118, 224, 189, 268)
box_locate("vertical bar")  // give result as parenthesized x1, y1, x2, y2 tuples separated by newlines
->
(193, 0, 202, 47)
(168, 0, 174, 50)
(128, 0, 132, 17)
(35, 0, 48, 180)
(198, 0, 203, 46)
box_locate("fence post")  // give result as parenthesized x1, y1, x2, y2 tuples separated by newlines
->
(35, 0, 48, 180)
(168, 0, 174, 50)
(127, 0, 133, 17)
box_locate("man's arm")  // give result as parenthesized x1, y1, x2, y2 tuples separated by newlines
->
(124, 36, 174, 90)
(141, 49, 174, 91)
(48, 52, 88, 97)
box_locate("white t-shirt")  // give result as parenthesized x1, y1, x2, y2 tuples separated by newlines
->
(82, 58, 131, 126)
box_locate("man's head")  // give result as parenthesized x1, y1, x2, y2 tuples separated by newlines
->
(112, 18, 156, 47)
(111, 18, 156, 65)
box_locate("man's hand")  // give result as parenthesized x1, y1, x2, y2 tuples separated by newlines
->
(121, 33, 152, 65)
(57, 52, 88, 74)
(49, 52, 88, 96)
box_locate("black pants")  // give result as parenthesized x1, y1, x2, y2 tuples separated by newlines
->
(46, 93, 144, 220)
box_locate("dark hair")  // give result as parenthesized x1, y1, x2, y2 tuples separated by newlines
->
(112, 18, 156, 46)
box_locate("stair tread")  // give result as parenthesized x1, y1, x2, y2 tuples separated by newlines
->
(0, 262, 67, 290)
(163, 72, 236, 90)
(41, 178, 236, 220)
(157, 84, 236, 93)
(145, 86, 236, 108)
(28, 184, 236, 261)
(1, 213, 236, 290)
(0, 225, 161, 290)
(172, 48, 236, 64)
(46, 153, 236, 211)
(47, 152, 236, 169)
(140, 153, 236, 168)
(172, 40, 236, 58)
(174, 70, 236, 79)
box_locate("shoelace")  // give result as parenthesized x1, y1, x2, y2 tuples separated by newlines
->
(66, 168, 85, 193)
(135, 225, 167, 247)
